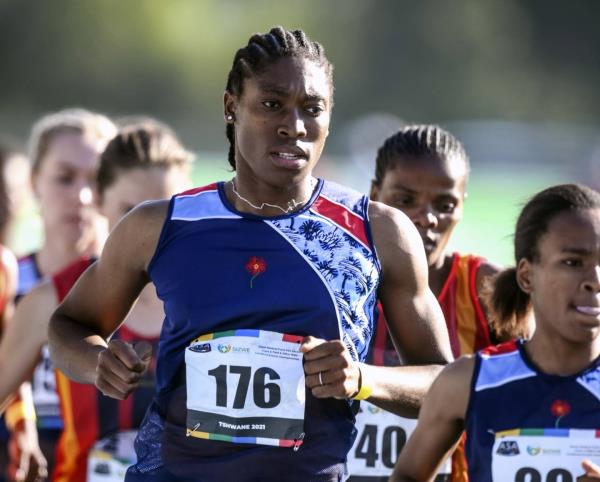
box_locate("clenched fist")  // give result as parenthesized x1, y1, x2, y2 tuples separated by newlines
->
(301, 336, 361, 400)
(95, 339, 152, 400)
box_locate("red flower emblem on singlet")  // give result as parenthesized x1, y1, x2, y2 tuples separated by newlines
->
(550, 400, 571, 427)
(245, 256, 267, 288)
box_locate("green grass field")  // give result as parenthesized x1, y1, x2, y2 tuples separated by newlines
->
(449, 170, 567, 266)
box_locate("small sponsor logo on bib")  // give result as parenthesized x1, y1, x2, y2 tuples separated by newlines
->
(367, 404, 381, 414)
(190, 343, 212, 353)
(218, 343, 250, 354)
(496, 440, 520, 456)
(527, 445, 541, 456)
(218, 344, 231, 353)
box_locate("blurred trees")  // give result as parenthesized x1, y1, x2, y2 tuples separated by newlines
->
(1, 0, 599, 152)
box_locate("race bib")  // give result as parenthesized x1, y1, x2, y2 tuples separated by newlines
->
(492, 428, 600, 481)
(87, 430, 137, 482)
(185, 329, 305, 448)
(347, 401, 450, 480)
(31, 344, 62, 427)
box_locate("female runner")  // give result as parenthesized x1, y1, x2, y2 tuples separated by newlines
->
(7, 108, 115, 481)
(0, 120, 192, 481)
(347, 125, 504, 481)
(391, 183, 600, 481)
(49, 28, 453, 482)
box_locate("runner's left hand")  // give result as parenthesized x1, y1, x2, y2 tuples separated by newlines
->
(578, 459, 600, 481)
(301, 336, 360, 399)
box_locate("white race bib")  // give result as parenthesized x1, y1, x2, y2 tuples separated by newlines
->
(185, 329, 305, 448)
(31, 345, 61, 421)
(347, 401, 451, 480)
(87, 430, 137, 482)
(492, 428, 600, 482)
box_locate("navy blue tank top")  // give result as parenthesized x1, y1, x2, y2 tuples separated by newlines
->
(128, 179, 381, 481)
(466, 340, 600, 481)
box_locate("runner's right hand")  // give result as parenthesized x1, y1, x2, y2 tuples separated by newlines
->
(95, 340, 152, 400)
(578, 459, 600, 481)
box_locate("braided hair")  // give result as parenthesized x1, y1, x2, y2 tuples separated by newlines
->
(373, 125, 469, 187)
(225, 26, 333, 169)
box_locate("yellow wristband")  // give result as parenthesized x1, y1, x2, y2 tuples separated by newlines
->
(5, 400, 36, 430)
(351, 366, 373, 401)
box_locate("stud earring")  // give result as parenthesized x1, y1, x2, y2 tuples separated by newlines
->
(225, 114, 234, 122)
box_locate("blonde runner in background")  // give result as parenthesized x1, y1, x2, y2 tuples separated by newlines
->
(0, 120, 192, 481)
(6, 108, 115, 481)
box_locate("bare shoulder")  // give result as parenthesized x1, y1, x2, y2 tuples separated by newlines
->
(368, 200, 420, 250)
(368, 201, 425, 279)
(429, 355, 476, 420)
(115, 199, 170, 235)
(440, 355, 476, 385)
(104, 199, 171, 273)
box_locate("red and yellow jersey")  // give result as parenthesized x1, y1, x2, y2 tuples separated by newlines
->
(371, 253, 492, 482)
(50, 257, 159, 482)
(436, 253, 491, 358)
(372, 252, 491, 365)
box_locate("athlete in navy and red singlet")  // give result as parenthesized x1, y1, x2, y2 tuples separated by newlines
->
(49, 28, 453, 482)
(466, 339, 600, 480)
(131, 179, 380, 480)
(391, 184, 600, 481)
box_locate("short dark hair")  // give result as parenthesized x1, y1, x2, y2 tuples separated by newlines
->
(373, 125, 469, 187)
(224, 26, 333, 170)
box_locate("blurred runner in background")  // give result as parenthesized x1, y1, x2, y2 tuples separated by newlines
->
(7, 109, 115, 481)
(348, 125, 507, 481)
(0, 120, 192, 481)
(0, 143, 19, 479)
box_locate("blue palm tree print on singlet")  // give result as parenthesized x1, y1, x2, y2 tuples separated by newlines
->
(578, 367, 600, 401)
(268, 212, 379, 362)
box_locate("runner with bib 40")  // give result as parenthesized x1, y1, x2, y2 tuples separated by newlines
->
(391, 184, 600, 482)
(347, 125, 505, 482)
(48, 27, 452, 482)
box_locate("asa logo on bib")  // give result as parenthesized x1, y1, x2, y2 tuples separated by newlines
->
(496, 440, 520, 456)
(190, 343, 212, 353)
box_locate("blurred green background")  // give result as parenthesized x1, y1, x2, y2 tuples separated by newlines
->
(1, 0, 598, 264)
